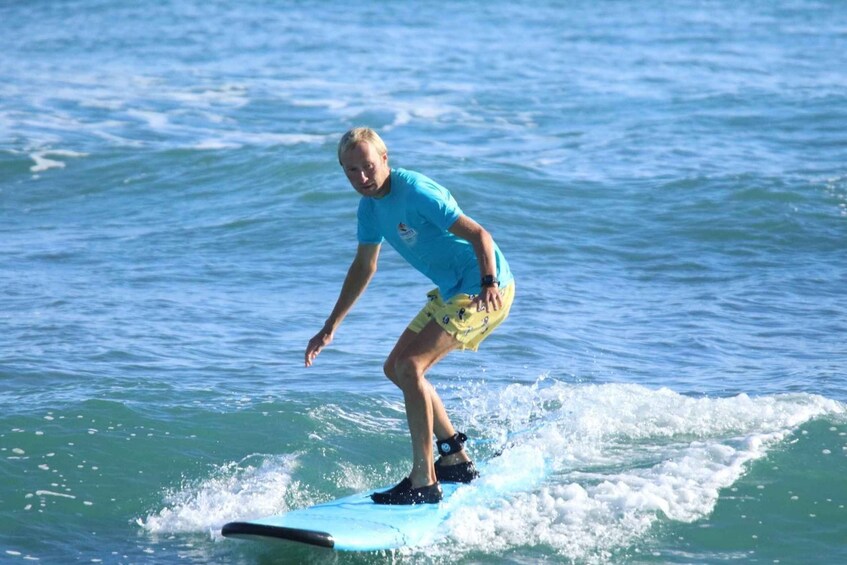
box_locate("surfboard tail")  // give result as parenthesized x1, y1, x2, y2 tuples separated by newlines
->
(221, 521, 335, 549)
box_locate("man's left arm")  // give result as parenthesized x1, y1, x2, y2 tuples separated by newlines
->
(449, 215, 502, 312)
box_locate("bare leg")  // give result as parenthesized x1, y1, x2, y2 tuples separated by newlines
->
(397, 363, 436, 488)
(425, 382, 470, 465)
(384, 329, 457, 439)
(385, 321, 465, 488)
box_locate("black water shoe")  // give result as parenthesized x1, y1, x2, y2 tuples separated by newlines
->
(371, 479, 443, 505)
(435, 458, 480, 483)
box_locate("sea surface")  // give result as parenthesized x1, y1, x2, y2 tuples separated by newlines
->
(2, 1, 846, 563)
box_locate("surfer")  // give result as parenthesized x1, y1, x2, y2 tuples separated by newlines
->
(305, 127, 514, 505)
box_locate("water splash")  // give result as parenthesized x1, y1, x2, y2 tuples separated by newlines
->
(424, 380, 845, 562)
(137, 453, 314, 537)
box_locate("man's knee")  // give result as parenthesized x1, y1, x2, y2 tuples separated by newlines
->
(393, 357, 425, 390)
(383, 358, 399, 384)
(384, 355, 425, 390)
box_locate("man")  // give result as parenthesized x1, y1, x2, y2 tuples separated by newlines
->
(305, 127, 514, 505)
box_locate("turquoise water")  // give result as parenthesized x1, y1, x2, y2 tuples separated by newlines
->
(2, 1, 846, 563)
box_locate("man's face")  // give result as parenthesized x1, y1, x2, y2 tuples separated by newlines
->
(340, 141, 390, 199)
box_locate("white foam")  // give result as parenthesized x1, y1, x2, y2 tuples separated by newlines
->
(191, 139, 240, 151)
(125, 109, 170, 131)
(34, 490, 76, 500)
(134, 382, 843, 559)
(29, 150, 88, 172)
(428, 382, 845, 562)
(190, 131, 334, 151)
(291, 98, 347, 111)
(230, 132, 332, 146)
(137, 454, 310, 536)
(166, 84, 249, 108)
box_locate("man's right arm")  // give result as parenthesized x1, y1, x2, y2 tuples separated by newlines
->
(304, 243, 381, 367)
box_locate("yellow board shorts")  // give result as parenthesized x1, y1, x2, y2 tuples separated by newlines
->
(407, 282, 515, 351)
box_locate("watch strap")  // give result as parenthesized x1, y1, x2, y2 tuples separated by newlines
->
(481, 274, 498, 287)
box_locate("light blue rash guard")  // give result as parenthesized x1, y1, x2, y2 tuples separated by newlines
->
(357, 168, 513, 300)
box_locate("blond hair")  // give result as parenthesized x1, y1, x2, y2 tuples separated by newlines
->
(337, 127, 388, 164)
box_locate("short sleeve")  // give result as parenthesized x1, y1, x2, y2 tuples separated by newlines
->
(414, 181, 463, 231)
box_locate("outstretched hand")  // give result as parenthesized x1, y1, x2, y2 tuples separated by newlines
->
(305, 328, 333, 367)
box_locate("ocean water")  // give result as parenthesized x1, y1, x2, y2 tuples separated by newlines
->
(2, 0, 846, 563)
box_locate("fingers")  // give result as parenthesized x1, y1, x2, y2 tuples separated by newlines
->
(473, 289, 502, 313)
(305, 331, 331, 367)
(305, 346, 322, 367)
(305, 336, 319, 367)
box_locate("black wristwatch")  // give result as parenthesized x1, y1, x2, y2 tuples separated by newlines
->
(481, 274, 499, 288)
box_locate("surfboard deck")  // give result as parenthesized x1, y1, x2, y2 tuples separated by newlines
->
(221, 482, 462, 551)
(222, 425, 548, 551)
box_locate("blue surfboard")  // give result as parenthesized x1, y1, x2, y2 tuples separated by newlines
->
(221, 482, 463, 551)
(222, 427, 548, 551)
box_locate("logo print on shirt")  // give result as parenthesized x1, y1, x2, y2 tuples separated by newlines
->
(397, 222, 417, 245)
